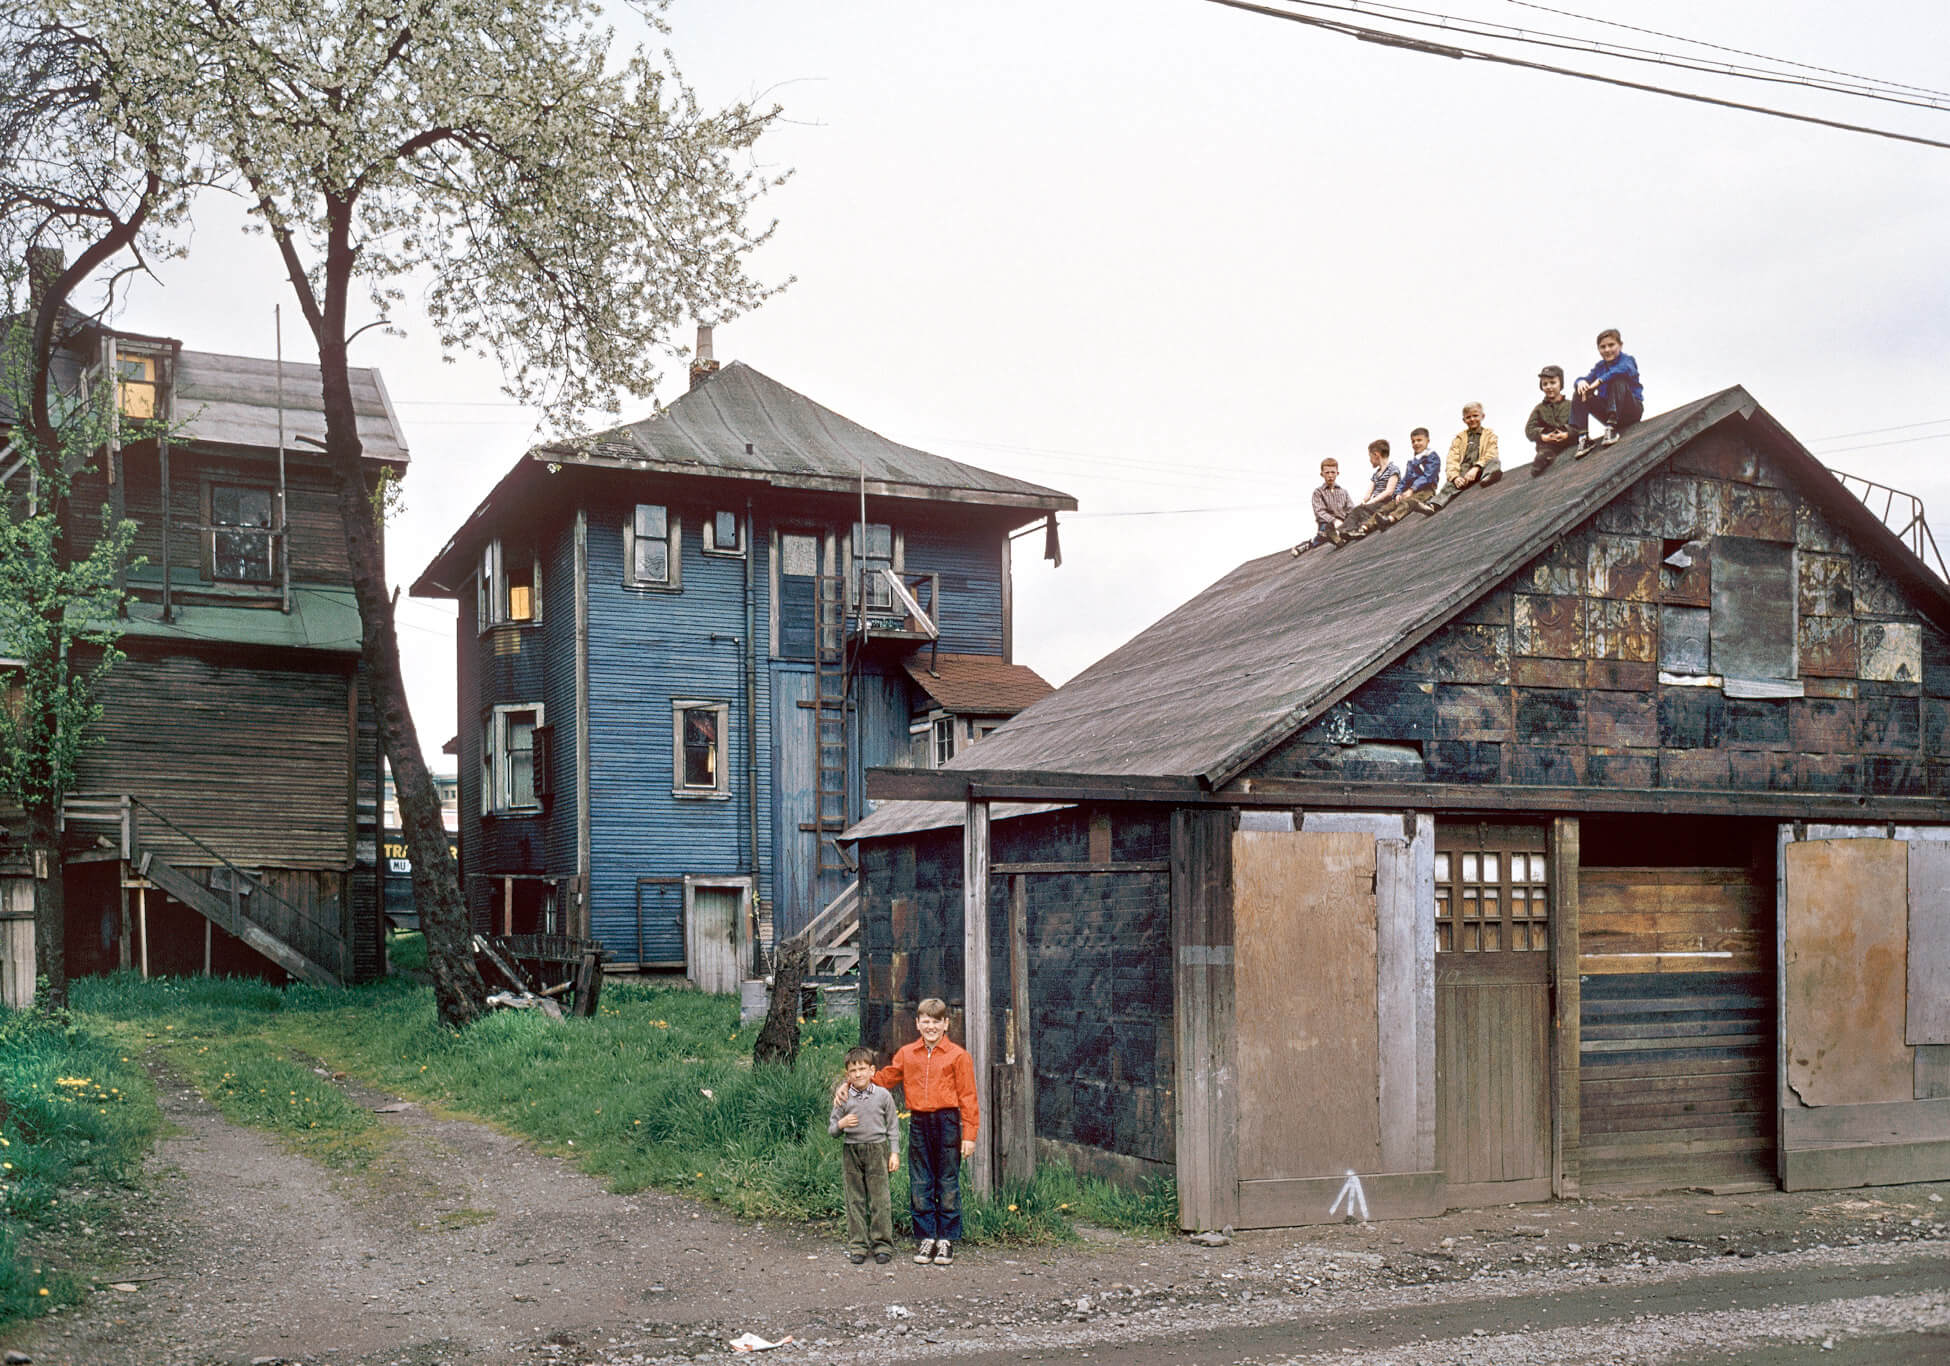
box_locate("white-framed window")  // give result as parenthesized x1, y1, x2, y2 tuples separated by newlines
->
(482, 703, 547, 813)
(672, 700, 730, 798)
(850, 521, 897, 613)
(932, 714, 957, 767)
(703, 509, 744, 556)
(477, 538, 541, 628)
(625, 503, 681, 588)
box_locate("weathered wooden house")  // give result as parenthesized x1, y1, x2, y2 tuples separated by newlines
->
(852, 386, 1950, 1227)
(1, 318, 400, 992)
(409, 344, 1071, 988)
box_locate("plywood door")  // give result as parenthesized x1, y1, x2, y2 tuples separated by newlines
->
(686, 886, 742, 995)
(1783, 840, 1912, 1106)
(1579, 866, 1775, 1194)
(1232, 830, 1381, 1182)
(1434, 827, 1553, 1206)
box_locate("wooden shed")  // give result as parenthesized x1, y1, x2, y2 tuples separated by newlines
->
(853, 387, 1950, 1229)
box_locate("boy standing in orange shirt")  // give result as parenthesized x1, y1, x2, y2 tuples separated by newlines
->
(874, 997, 979, 1265)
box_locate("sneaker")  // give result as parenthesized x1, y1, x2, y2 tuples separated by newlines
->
(913, 1239, 936, 1264)
(874, 1251, 892, 1265)
(847, 1251, 867, 1264)
(932, 1241, 954, 1266)
(1573, 436, 1594, 458)
(1600, 425, 1620, 446)
(1412, 499, 1439, 516)
(1482, 468, 1502, 486)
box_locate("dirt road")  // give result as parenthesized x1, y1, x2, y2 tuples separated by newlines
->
(4, 1064, 1945, 1365)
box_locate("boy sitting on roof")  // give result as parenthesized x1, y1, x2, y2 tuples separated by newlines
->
(1572, 327, 1644, 454)
(1526, 366, 1574, 476)
(1418, 403, 1501, 514)
(1338, 439, 1402, 541)
(1298, 457, 1353, 551)
(1373, 427, 1441, 525)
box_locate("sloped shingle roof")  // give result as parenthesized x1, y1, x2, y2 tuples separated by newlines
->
(903, 653, 1055, 715)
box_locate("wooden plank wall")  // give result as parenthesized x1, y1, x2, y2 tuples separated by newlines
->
(1, 878, 34, 1008)
(1578, 866, 1774, 1192)
(1172, 807, 1237, 1232)
(1248, 430, 1950, 802)
(80, 651, 355, 870)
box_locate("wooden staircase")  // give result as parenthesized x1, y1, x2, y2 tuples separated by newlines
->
(62, 794, 345, 986)
(800, 878, 861, 976)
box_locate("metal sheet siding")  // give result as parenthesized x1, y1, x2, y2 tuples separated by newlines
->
(584, 498, 757, 963)
(904, 524, 1005, 656)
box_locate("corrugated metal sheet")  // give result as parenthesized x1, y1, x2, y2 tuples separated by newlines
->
(931, 388, 1950, 786)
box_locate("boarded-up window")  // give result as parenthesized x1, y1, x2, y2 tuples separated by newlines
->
(780, 532, 818, 577)
(705, 509, 743, 555)
(1711, 537, 1795, 682)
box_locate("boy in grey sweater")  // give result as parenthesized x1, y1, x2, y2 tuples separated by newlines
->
(830, 1046, 902, 1264)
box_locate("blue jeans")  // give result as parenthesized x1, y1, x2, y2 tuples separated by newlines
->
(1572, 381, 1643, 437)
(908, 1109, 962, 1242)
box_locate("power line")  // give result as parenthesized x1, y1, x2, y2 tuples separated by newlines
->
(1808, 431, 1950, 458)
(1200, 0, 1950, 150)
(1808, 416, 1950, 444)
(1501, 0, 1950, 102)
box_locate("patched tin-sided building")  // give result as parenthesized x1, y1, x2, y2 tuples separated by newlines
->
(2, 317, 401, 994)
(412, 343, 1071, 987)
(854, 387, 1950, 1228)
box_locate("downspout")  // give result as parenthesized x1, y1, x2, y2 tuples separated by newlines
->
(744, 497, 760, 971)
(574, 508, 591, 940)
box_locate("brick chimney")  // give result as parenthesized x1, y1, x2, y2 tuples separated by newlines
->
(688, 324, 720, 391)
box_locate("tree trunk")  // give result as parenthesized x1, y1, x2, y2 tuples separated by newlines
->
(29, 800, 65, 1010)
(314, 329, 486, 1028)
(753, 935, 809, 1068)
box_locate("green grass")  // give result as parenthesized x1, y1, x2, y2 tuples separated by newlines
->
(0, 1003, 159, 1326)
(387, 930, 428, 975)
(65, 971, 1178, 1246)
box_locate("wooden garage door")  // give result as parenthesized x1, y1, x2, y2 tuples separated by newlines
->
(1578, 867, 1775, 1192)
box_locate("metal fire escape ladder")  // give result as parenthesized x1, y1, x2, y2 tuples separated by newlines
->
(811, 573, 855, 889)
(1831, 469, 1950, 582)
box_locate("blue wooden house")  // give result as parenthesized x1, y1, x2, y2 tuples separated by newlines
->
(410, 341, 1072, 987)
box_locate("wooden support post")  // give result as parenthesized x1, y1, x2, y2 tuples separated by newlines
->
(137, 886, 149, 980)
(503, 875, 515, 936)
(204, 918, 213, 976)
(1550, 815, 1581, 1199)
(1172, 807, 1238, 1232)
(1001, 873, 1036, 1187)
(118, 874, 132, 972)
(962, 797, 993, 1196)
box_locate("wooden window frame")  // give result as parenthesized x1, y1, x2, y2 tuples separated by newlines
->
(702, 509, 744, 557)
(624, 503, 682, 590)
(476, 537, 543, 630)
(202, 477, 279, 585)
(845, 521, 902, 615)
(671, 699, 731, 799)
(483, 702, 546, 814)
(1435, 822, 1551, 954)
(116, 350, 161, 420)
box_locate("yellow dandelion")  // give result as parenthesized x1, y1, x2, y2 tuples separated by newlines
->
(1008, 1203, 1018, 1212)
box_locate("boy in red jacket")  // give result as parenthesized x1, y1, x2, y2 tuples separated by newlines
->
(874, 997, 979, 1265)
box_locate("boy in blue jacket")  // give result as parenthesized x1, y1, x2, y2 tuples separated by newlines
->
(1572, 328, 1643, 454)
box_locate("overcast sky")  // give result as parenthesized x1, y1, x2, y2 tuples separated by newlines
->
(102, 0, 1950, 767)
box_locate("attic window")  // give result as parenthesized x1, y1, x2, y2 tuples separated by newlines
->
(478, 538, 541, 628)
(703, 509, 743, 556)
(1709, 538, 1795, 688)
(117, 353, 159, 419)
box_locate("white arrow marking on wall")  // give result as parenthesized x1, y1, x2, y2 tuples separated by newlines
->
(1328, 1169, 1370, 1222)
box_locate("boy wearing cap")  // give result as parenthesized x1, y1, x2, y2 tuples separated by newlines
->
(1526, 366, 1574, 476)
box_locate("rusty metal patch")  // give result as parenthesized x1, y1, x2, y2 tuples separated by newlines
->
(1460, 590, 1513, 627)
(1926, 625, 1950, 698)
(1588, 690, 1657, 748)
(1645, 473, 1702, 539)
(1594, 479, 1654, 535)
(1433, 683, 1514, 741)
(1799, 614, 1858, 678)
(1671, 431, 1759, 484)
(1659, 604, 1712, 674)
(1796, 503, 1849, 554)
(1802, 677, 1858, 700)
(1659, 687, 1725, 748)
(1853, 555, 1909, 616)
(1586, 658, 1657, 692)
(1860, 620, 1922, 683)
(1661, 748, 1731, 789)
(1797, 751, 1862, 792)
(1727, 750, 1796, 791)
(1719, 483, 1796, 541)
(1587, 534, 1661, 601)
(1510, 744, 1585, 785)
(1724, 698, 1791, 749)
(1710, 537, 1795, 680)
(1514, 688, 1586, 742)
(1588, 599, 1658, 662)
(1792, 697, 1857, 753)
(1798, 553, 1853, 618)
(1513, 656, 1584, 688)
(1660, 537, 1711, 607)
(1926, 698, 1950, 756)
(1858, 691, 1920, 752)
(1427, 740, 1503, 784)
(1586, 747, 1657, 789)
(1514, 593, 1585, 659)
(1405, 622, 1510, 684)
(1517, 540, 1584, 597)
